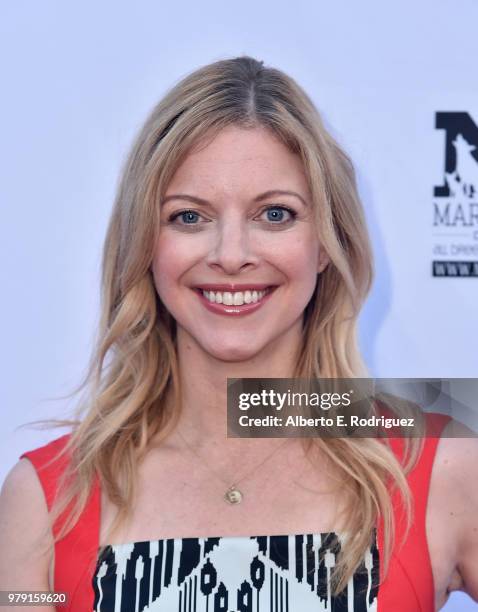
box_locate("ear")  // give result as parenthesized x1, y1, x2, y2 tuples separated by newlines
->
(317, 248, 330, 274)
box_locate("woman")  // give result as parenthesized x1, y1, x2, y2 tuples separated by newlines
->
(0, 56, 477, 611)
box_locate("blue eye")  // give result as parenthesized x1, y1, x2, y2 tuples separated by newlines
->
(262, 206, 296, 223)
(170, 210, 202, 224)
(181, 211, 200, 224)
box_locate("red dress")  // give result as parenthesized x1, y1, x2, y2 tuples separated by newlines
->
(20, 413, 450, 611)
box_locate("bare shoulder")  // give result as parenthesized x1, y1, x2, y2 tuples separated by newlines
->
(0, 458, 55, 600)
(430, 419, 478, 603)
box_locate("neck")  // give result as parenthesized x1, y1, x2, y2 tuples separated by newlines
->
(171, 321, 303, 450)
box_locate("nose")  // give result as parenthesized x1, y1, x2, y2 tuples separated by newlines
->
(205, 214, 259, 275)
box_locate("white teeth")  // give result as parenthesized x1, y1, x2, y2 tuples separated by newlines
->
(201, 289, 268, 305)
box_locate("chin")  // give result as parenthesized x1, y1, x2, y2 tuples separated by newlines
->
(201, 339, 266, 364)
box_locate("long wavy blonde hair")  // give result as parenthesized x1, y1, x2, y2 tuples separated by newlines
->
(29, 55, 420, 595)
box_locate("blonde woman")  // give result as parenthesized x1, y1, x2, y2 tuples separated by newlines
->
(1, 56, 477, 612)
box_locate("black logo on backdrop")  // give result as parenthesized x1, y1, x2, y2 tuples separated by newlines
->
(434, 112, 478, 198)
(432, 112, 478, 277)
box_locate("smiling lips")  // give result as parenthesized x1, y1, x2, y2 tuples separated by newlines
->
(194, 284, 278, 316)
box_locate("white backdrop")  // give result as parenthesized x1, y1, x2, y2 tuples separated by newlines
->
(1, 1, 477, 609)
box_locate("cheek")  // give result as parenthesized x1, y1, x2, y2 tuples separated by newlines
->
(275, 240, 320, 313)
(275, 237, 319, 283)
(151, 231, 214, 319)
(151, 233, 196, 297)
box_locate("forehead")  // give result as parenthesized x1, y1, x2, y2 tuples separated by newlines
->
(165, 125, 309, 197)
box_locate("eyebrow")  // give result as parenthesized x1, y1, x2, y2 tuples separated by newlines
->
(161, 190, 309, 208)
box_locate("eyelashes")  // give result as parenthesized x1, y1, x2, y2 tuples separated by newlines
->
(168, 210, 203, 225)
(167, 205, 298, 228)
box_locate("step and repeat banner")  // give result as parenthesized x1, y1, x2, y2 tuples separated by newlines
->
(432, 112, 478, 276)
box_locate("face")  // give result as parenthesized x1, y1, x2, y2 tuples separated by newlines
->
(151, 125, 328, 362)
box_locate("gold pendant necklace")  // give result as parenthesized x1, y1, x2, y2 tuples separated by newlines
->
(224, 485, 243, 505)
(176, 430, 289, 504)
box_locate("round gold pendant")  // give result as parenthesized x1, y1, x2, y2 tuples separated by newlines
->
(224, 486, 243, 504)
